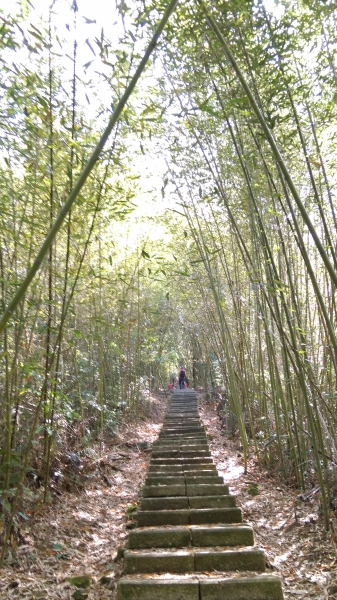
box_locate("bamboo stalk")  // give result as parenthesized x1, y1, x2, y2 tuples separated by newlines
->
(196, 0, 337, 289)
(0, 0, 178, 334)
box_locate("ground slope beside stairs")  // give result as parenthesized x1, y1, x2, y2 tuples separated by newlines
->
(116, 389, 284, 600)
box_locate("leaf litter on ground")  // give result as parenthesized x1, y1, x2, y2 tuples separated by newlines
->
(0, 394, 167, 600)
(199, 395, 337, 600)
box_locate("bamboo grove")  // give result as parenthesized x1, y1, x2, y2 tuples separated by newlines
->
(0, 0, 337, 551)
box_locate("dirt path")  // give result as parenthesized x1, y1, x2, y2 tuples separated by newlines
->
(1, 392, 337, 599)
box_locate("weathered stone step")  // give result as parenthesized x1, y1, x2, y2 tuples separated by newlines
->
(148, 471, 218, 479)
(159, 434, 207, 439)
(166, 410, 198, 413)
(152, 450, 211, 458)
(162, 425, 205, 435)
(155, 433, 205, 437)
(148, 464, 216, 473)
(142, 483, 230, 497)
(167, 409, 198, 412)
(164, 415, 200, 419)
(123, 547, 265, 574)
(140, 495, 236, 511)
(164, 418, 200, 421)
(159, 435, 206, 440)
(161, 414, 201, 418)
(151, 444, 210, 451)
(154, 438, 207, 442)
(137, 506, 242, 526)
(116, 575, 284, 600)
(145, 476, 223, 486)
(154, 438, 207, 443)
(128, 524, 251, 548)
(150, 456, 213, 465)
(164, 419, 200, 423)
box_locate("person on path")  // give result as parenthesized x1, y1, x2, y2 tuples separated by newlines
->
(178, 366, 186, 389)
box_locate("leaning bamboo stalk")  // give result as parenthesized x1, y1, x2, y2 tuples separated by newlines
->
(174, 181, 249, 471)
(0, 0, 178, 335)
(196, 0, 337, 289)
(205, 35, 337, 369)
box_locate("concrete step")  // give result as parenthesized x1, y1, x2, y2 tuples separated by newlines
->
(148, 462, 215, 471)
(148, 461, 215, 469)
(128, 524, 252, 548)
(142, 483, 230, 497)
(165, 418, 199, 420)
(145, 476, 223, 485)
(160, 429, 205, 434)
(188, 494, 236, 508)
(150, 457, 213, 465)
(153, 438, 207, 443)
(123, 547, 266, 574)
(137, 506, 242, 526)
(152, 445, 209, 451)
(148, 470, 218, 478)
(140, 494, 236, 511)
(164, 421, 201, 425)
(116, 575, 284, 600)
(151, 450, 211, 458)
(149, 457, 217, 466)
(159, 435, 207, 440)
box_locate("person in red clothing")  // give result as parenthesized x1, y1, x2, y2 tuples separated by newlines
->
(178, 366, 186, 389)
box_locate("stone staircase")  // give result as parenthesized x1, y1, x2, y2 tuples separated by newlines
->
(116, 389, 284, 599)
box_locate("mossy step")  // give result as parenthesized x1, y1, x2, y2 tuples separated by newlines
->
(128, 524, 252, 548)
(116, 575, 284, 600)
(137, 506, 242, 526)
(123, 547, 265, 574)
